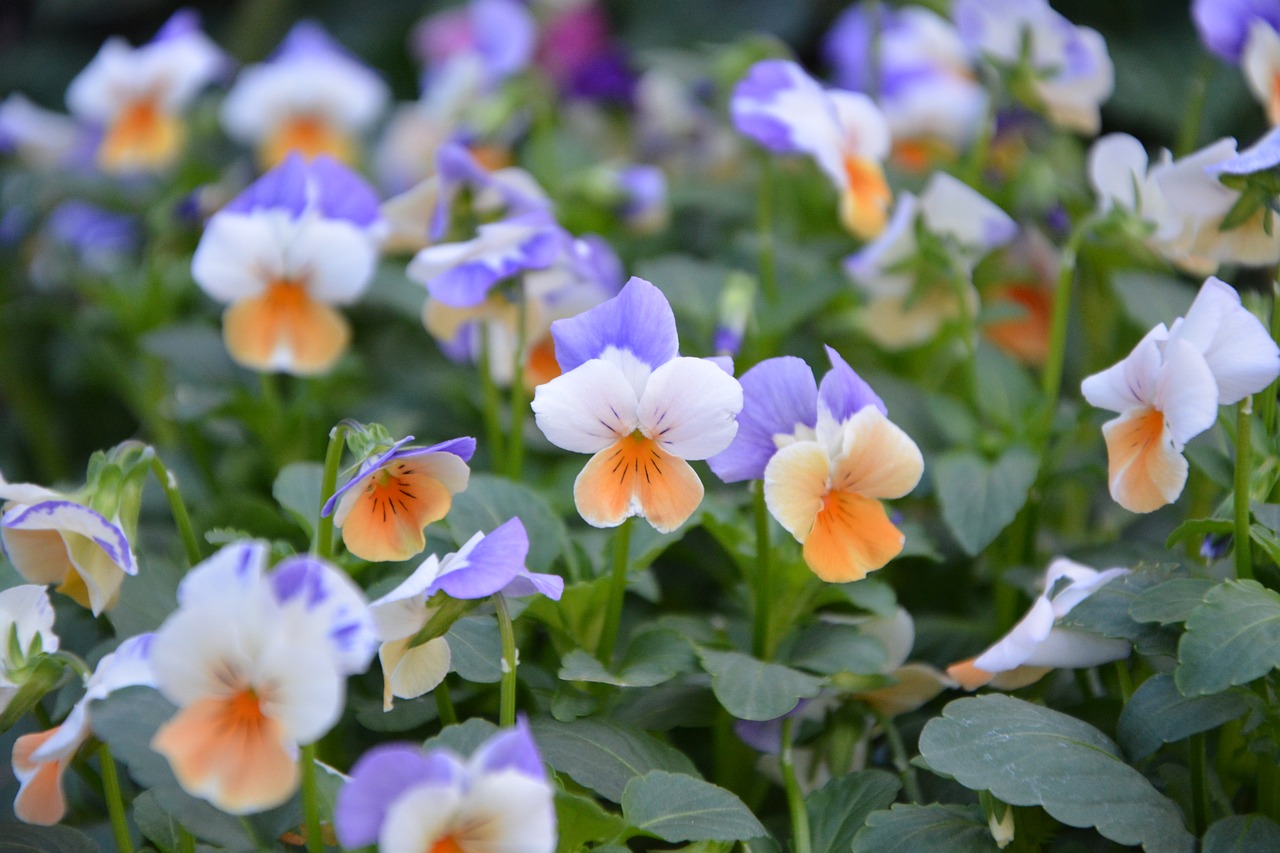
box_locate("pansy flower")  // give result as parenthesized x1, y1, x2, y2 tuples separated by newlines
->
(12, 633, 154, 825)
(711, 346, 923, 582)
(1193, 0, 1280, 63)
(369, 517, 563, 709)
(1244, 19, 1280, 124)
(531, 277, 744, 533)
(407, 212, 563, 308)
(335, 718, 555, 853)
(731, 59, 892, 238)
(221, 21, 389, 168)
(412, 0, 538, 89)
(191, 153, 383, 375)
(65, 10, 225, 173)
(948, 558, 1131, 690)
(0, 586, 60, 720)
(1082, 276, 1280, 513)
(322, 435, 476, 563)
(149, 541, 376, 814)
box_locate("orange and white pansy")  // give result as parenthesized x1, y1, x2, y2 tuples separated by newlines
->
(220, 21, 389, 169)
(322, 435, 475, 563)
(65, 10, 225, 174)
(149, 541, 375, 814)
(1244, 19, 1280, 125)
(1082, 277, 1279, 513)
(731, 59, 892, 239)
(531, 277, 743, 533)
(191, 153, 383, 375)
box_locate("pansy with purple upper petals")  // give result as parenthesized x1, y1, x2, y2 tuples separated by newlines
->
(531, 277, 744, 533)
(336, 718, 555, 852)
(429, 141, 551, 241)
(413, 0, 537, 88)
(1193, 0, 1280, 63)
(322, 435, 476, 563)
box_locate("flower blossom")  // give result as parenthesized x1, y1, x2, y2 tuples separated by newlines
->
(369, 517, 563, 709)
(844, 171, 1016, 350)
(731, 59, 892, 238)
(12, 633, 155, 825)
(1192, 0, 1280, 63)
(335, 718, 556, 853)
(710, 346, 922, 582)
(191, 153, 384, 375)
(221, 21, 389, 168)
(0, 586, 60, 720)
(1244, 19, 1280, 124)
(1081, 276, 1279, 513)
(65, 10, 225, 173)
(531, 277, 744, 533)
(413, 0, 537, 90)
(149, 541, 376, 813)
(948, 558, 1131, 690)
(322, 435, 476, 563)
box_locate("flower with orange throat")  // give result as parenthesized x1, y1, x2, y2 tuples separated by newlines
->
(191, 153, 384, 375)
(710, 346, 923, 582)
(531, 277, 744, 533)
(731, 59, 892, 239)
(65, 10, 226, 174)
(1081, 277, 1279, 513)
(322, 435, 476, 563)
(221, 21, 389, 169)
(149, 541, 376, 814)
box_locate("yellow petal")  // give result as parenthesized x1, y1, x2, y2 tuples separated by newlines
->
(840, 154, 891, 239)
(259, 114, 355, 169)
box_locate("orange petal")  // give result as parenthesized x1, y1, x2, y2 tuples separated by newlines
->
(12, 729, 69, 826)
(99, 98, 183, 173)
(1, 528, 74, 587)
(524, 336, 561, 391)
(339, 463, 454, 562)
(840, 155, 891, 239)
(259, 114, 355, 169)
(574, 434, 703, 533)
(1270, 72, 1280, 126)
(431, 836, 466, 853)
(1103, 408, 1187, 513)
(152, 693, 299, 814)
(223, 281, 351, 375)
(946, 658, 995, 691)
(984, 281, 1051, 366)
(802, 489, 904, 582)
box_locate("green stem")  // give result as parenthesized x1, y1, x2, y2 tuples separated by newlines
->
(1263, 280, 1280, 439)
(300, 742, 323, 853)
(1189, 733, 1210, 835)
(757, 158, 779, 305)
(315, 423, 349, 560)
(478, 325, 507, 472)
(149, 455, 202, 567)
(596, 518, 634, 663)
(494, 594, 519, 727)
(948, 266, 980, 408)
(1175, 56, 1214, 157)
(1235, 398, 1254, 581)
(435, 678, 458, 727)
(1114, 660, 1134, 703)
(873, 709, 923, 804)
(752, 480, 773, 660)
(177, 828, 196, 853)
(1036, 216, 1094, 446)
(99, 742, 133, 853)
(780, 717, 812, 853)
(506, 283, 529, 480)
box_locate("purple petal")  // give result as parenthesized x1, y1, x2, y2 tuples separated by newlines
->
(550, 276, 679, 372)
(501, 568, 565, 600)
(322, 436, 476, 516)
(1208, 126, 1280, 176)
(473, 0, 537, 81)
(269, 555, 377, 675)
(708, 356, 817, 483)
(275, 19, 355, 62)
(471, 717, 547, 780)
(434, 517, 529, 599)
(822, 3, 879, 93)
(335, 744, 465, 848)
(730, 60, 815, 154)
(46, 201, 137, 257)
(1, 499, 136, 575)
(817, 346, 886, 422)
(152, 9, 202, 42)
(1192, 0, 1280, 62)
(223, 154, 309, 217)
(308, 156, 383, 227)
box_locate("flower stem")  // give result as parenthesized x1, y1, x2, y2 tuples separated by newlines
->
(780, 717, 812, 853)
(873, 709, 923, 804)
(300, 742, 323, 853)
(1175, 56, 1214, 157)
(757, 158, 779, 305)
(1235, 397, 1255, 581)
(314, 423, 349, 561)
(494, 594, 519, 727)
(435, 678, 458, 727)
(597, 518, 634, 663)
(478, 325, 507, 472)
(1189, 733, 1210, 835)
(506, 283, 529, 480)
(752, 480, 772, 660)
(1036, 216, 1094, 446)
(177, 828, 195, 853)
(1263, 280, 1280, 439)
(149, 455, 202, 567)
(1114, 660, 1134, 703)
(99, 742, 133, 853)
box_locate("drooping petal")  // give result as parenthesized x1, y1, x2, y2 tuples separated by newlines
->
(433, 517, 529, 599)
(802, 489, 905, 582)
(12, 728, 73, 825)
(222, 283, 351, 375)
(637, 356, 744, 461)
(549, 276, 678, 374)
(972, 597, 1056, 674)
(708, 356, 818, 483)
(1021, 628, 1130, 669)
(573, 435, 704, 532)
(1088, 133, 1149, 213)
(408, 216, 561, 308)
(829, 407, 924, 500)
(857, 663, 953, 716)
(1101, 407, 1189, 513)
(531, 358, 640, 454)
(380, 636, 451, 710)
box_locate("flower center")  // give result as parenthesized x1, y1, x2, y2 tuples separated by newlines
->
(429, 835, 465, 853)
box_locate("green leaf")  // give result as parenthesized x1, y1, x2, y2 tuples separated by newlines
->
(1177, 580, 1280, 695)
(423, 718, 501, 756)
(852, 804, 999, 853)
(973, 344, 1037, 430)
(622, 771, 766, 843)
(446, 616, 502, 683)
(1117, 674, 1253, 761)
(932, 446, 1038, 555)
(530, 717, 700, 802)
(556, 789, 627, 853)
(697, 648, 825, 721)
(807, 770, 901, 853)
(0, 825, 100, 853)
(835, 579, 897, 616)
(1202, 814, 1280, 853)
(1111, 271, 1196, 332)
(559, 630, 697, 688)
(1059, 569, 1179, 657)
(1129, 578, 1218, 625)
(919, 695, 1194, 852)
(1251, 523, 1280, 567)
(449, 474, 570, 572)
(1164, 517, 1233, 551)
(133, 790, 181, 853)
(788, 623, 888, 677)
(272, 461, 323, 538)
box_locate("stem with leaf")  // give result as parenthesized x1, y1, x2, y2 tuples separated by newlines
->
(300, 742, 324, 853)
(1235, 397, 1254, 581)
(149, 455, 201, 567)
(780, 717, 812, 853)
(752, 481, 773, 660)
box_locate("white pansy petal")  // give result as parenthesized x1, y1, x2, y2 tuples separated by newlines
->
(287, 216, 379, 305)
(455, 771, 557, 853)
(1154, 338, 1219, 446)
(176, 541, 268, 609)
(919, 171, 1015, 250)
(379, 784, 466, 853)
(1080, 328, 1166, 414)
(972, 597, 1055, 674)
(828, 90, 891, 160)
(0, 586, 59, 656)
(638, 357, 744, 460)
(856, 607, 915, 672)
(1022, 628, 1130, 669)
(191, 212, 285, 303)
(1172, 277, 1280, 404)
(254, 624, 344, 743)
(531, 359, 640, 453)
(150, 602, 261, 705)
(385, 636, 450, 705)
(1088, 133, 1149, 211)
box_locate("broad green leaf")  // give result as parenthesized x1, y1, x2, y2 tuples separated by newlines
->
(622, 771, 766, 843)
(1202, 814, 1280, 853)
(788, 623, 887, 677)
(697, 648, 825, 721)
(1251, 523, 1280, 568)
(108, 554, 182, 637)
(807, 770, 901, 853)
(423, 718, 501, 756)
(524, 575, 612, 652)
(933, 447, 1038, 556)
(1177, 580, 1280, 695)
(852, 804, 998, 853)
(0, 825, 99, 853)
(559, 630, 697, 687)
(974, 344, 1037, 430)
(1164, 518, 1233, 551)
(834, 579, 897, 616)
(530, 717, 699, 802)
(1111, 271, 1196, 332)
(556, 789, 627, 853)
(1254, 503, 1280, 533)
(919, 695, 1194, 852)
(449, 474, 569, 572)
(612, 678, 720, 731)
(1129, 578, 1217, 625)
(1117, 674, 1253, 761)
(272, 461, 323, 538)
(1059, 569, 1179, 657)
(133, 790, 181, 853)
(446, 615, 502, 683)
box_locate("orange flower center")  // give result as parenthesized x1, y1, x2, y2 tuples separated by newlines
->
(262, 113, 354, 167)
(840, 153, 891, 238)
(99, 95, 182, 172)
(224, 688, 267, 728)
(430, 836, 466, 853)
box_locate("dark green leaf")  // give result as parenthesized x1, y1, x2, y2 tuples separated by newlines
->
(807, 770, 901, 853)
(852, 804, 998, 853)
(1110, 271, 1196, 332)
(788, 624, 888, 677)
(272, 461, 322, 538)
(834, 579, 898, 616)
(530, 717, 700, 802)
(423, 718, 501, 756)
(0, 825, 100, 853)
(556, 789, 627, 853)
(446, 615, 502, 683)
(1202, 814, 1280, 853)
(1117, 674, 1252, 760)
(1164, 518, 1233, 551)
(1129, 578, 1217, 625)
(1177, 580, 1280, 695)
(697, 648, 825, 721)
(933, 446, 1039, 555)
(1060, 569, 1179, 657)
(559, 630, 696, 688)
(622, 771, 766, 842)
